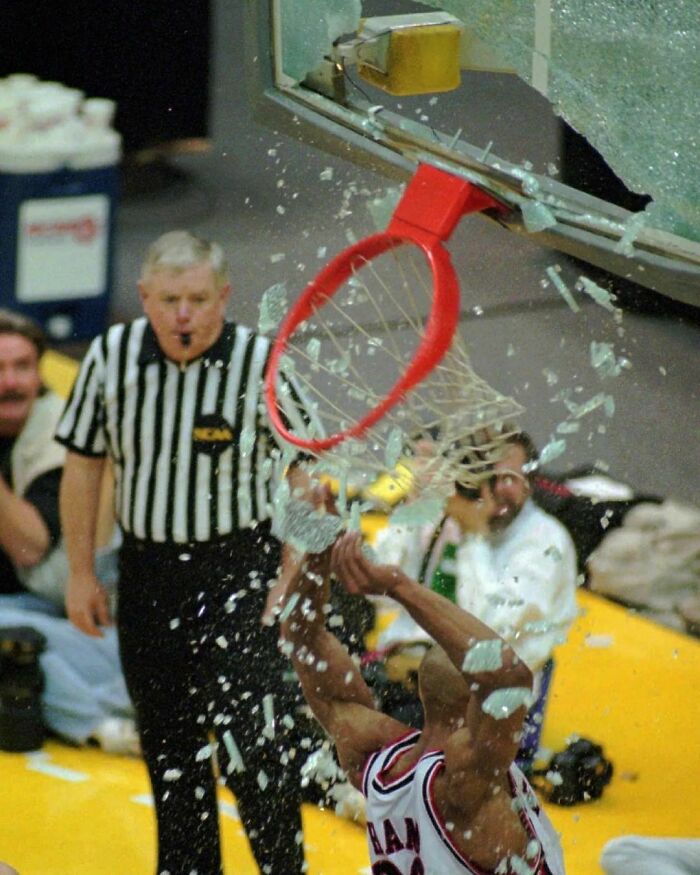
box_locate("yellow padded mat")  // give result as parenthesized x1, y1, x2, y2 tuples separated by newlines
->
(2, 351, 696, 872)
(39, 349, 80, 400)
(1, 590, 698, 874)
(541, 590, 700, 869)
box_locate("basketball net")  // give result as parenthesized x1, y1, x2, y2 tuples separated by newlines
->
(270, 246, 522, 505)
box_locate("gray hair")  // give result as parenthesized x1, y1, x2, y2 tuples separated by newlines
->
(140, 231, 229, 287)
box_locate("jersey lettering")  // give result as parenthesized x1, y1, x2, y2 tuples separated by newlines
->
(383, 819, 404, 854)
(368, 822, 384, 855)
(367, 818, 421, 857)
(405, 818, 420, 853)
(368, 818, 424, 874)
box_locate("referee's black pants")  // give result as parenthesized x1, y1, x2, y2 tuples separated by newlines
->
(117, 526, 305, 875)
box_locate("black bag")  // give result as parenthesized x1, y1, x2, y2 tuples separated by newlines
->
(533, 737, 613, 805)
(0, 626, 47, 752)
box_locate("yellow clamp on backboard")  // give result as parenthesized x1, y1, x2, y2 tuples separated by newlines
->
(356, 13, 463, 96)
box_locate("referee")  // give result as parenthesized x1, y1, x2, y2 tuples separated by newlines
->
(57, 231, 311, 875)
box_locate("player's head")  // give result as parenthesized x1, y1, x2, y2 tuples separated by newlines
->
(417, 645, 471, 725)
(138, 231, 231, 363)
(0, 310, 46, 437)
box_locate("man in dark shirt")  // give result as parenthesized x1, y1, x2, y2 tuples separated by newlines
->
(0, 311, 138, 753)
(0, 310, 64, 605)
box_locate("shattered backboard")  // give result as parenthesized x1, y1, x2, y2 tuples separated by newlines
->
(245, 0, 700, 307)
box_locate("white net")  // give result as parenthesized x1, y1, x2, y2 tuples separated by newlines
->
(265, 240, 523, 518)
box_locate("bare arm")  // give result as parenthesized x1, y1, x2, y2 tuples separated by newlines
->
(333, 532, 531, 690)
(332, 532, 533, 806)
(276, 525, 407, 785)
(0, 475, 52, 568)
(60, 451, 110, 636)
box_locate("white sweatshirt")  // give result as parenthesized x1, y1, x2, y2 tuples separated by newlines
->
(376, 500, 578, 671)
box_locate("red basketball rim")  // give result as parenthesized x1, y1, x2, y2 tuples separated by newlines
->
(265, 230, 461, 452)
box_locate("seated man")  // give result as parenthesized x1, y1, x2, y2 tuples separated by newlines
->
(0, 310, 135, 753)
(270, 525, 566, 874)
(374, 430, 578, 766)
(0, 310, 66, 611)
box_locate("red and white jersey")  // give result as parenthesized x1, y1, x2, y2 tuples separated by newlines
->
(361, 731, 565, 875)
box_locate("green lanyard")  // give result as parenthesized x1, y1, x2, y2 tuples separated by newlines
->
(430, 542, 458, 603)
(418, 517, 458, 604)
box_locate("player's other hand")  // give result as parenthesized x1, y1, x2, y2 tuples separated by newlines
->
(262, 543, 332, 627)
(331, 532, 407, 598)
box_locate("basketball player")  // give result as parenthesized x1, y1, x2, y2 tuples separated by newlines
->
(270, 522, 566, 874)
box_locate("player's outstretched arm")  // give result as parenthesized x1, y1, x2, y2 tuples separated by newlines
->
(332, 532, 532, 689)
(277, 539, 408, 785)
(332, 532, 533, 803)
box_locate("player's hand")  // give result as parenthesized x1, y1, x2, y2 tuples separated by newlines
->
(66, 571, 111, 637)
(263, 548, 331, 628)
(262, 483, 336, 626)
(263, 542, 307, 626)
(331, 532, 407, 597)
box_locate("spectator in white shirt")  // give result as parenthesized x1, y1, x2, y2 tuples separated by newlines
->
(375, 430, 579, 767)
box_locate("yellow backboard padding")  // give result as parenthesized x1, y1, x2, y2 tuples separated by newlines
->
(358, 24, 462, 96)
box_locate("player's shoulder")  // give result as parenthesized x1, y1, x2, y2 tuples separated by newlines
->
(333, 704, 412, 788)
(360, 727, 422, 790)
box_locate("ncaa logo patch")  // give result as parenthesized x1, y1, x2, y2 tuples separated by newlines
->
(192, 413, 235, 456)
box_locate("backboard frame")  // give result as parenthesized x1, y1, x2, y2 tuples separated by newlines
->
(244, 0, 700, 307)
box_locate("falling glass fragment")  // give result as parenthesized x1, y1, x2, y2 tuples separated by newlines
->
(279, 497, 344, 553)
(577, 277, 617, 312)
(462, 639, 504, 672)
(481, 687, 533, 719)
(222, 730, 245, 773)
(258, 283, 289, 334)
(539, 439, 566, 465)
(390, 497, 446, 528)
(545, 267, 579, 313)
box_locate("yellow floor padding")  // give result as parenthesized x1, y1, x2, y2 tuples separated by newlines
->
(0, 741, 368, 874)
(1, 590, 698, 874)
(540, 590, 700, 872)
(6, 352, 697, 871)
(40, 350, 80, 400)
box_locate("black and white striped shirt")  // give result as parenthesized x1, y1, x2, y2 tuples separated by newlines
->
(56, 317, 313, 543)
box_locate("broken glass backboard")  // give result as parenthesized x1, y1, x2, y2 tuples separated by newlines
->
(245, 0, 700, 307)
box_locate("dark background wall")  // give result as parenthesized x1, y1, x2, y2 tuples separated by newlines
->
(1, 0, 211, 151)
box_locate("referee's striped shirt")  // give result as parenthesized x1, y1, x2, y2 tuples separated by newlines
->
(56, 317, 315, 544)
